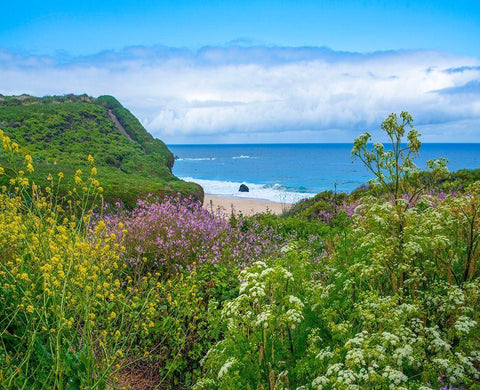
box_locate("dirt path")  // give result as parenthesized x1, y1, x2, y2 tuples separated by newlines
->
(107, 109, 136, 143)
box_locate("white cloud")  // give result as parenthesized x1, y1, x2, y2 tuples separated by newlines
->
(0, 46, 479, 143)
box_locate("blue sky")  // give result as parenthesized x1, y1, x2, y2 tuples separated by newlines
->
(1, 0, 480, 143)
(2, 0, 480, 56)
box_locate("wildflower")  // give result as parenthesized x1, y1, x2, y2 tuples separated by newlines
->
(218, 358, 237, 380)
(454, 316, 477, 335)
(26, 305, 34, 313)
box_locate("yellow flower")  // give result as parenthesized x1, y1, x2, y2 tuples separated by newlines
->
(58, 172, 64, 179)
(95, 220, 106, 233)
(0, 167, 4, 175)
(25, 155, 33, 164)
(26, 305, 34, 313)
(19, 272, 29, 281)
(26, 163, 34, 173)
(90, 167, 97, 176)
(87, 154, 94, 164)
(109, 311, 117, 320)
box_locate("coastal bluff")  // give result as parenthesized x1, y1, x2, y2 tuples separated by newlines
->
(0, 93, 203, 207)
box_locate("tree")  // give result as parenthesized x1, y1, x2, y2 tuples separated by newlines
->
(351, 112, 449, 295)
(351, 111, 422, 205)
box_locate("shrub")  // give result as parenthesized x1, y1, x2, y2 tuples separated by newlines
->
(107, 197, 282, 277)
(0, 131, 163, 388)
(195, 113, 480, 389)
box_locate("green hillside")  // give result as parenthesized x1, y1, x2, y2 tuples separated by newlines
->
(0, 93, 203, 207)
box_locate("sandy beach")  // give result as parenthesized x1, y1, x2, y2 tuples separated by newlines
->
(203, 195, 291, 216)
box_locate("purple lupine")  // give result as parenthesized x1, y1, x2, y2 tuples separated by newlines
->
(341, 200, 361, 218)
(107, 196, 282, 274)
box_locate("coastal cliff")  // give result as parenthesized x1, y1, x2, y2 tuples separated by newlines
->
(0, 93, 203, 206)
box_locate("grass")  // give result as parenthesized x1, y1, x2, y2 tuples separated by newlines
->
(0, 94, 202, 207)
(0, 112, 479, 389)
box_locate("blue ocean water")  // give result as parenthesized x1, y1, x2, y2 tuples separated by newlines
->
(168, 144, 480, 203)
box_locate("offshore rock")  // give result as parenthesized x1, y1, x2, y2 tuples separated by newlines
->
(239, 184, 249, 192)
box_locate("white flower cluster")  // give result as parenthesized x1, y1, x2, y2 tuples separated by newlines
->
(345, 348, 366, 367)
(381, 366, 408, 388)
(255, 309, 271, 328)
(315, 347, 333, 361)
(217, 357, 237, 379)
(426, 326, 451, 352)
(284, 308, 303, 327)
(454, 315, 477, 335)
(311, 375, 329, 389)
(280, 243, 297, 253)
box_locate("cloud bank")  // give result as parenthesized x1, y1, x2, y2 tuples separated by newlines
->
(1, 46, 479, 143)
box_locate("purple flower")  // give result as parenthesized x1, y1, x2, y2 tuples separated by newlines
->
(107, 196, 282, 274)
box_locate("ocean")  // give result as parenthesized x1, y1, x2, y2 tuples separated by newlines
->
(168, 144, 480, 203)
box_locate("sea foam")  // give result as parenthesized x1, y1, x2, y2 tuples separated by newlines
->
(180, 177, 314, 203)
(176, 157, 216, 161)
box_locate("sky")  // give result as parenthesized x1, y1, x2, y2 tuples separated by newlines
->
(1, 0, 480, 143)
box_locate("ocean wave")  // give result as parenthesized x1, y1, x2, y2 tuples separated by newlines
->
(232, 155, 256, 159)
(176, 157, 216, 161)
(180, 177, 315, 203)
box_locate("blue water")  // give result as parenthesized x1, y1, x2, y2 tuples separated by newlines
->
(168, 144, 480, 202)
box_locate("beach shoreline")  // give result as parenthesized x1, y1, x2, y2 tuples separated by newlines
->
(203, 194, 291, 216)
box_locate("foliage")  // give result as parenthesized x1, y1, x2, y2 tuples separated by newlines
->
(196, 189, 480, 389)
(0, 94, 202, 207)
(351, 111, 423, 202)
(194, 248, 318, 389)
(195, 113, 480, 389)
(107, 197, 282, 276)
(95, 95, 174, 167)
(0, 131, 161, 388)
(104, 197, 285, 386)
(285, 190, 360, 225)
(1, 110, 479, 389)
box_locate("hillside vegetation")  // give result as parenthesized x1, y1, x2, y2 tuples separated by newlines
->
(0, 112, 478, 389)
(0, 93, 202, 207)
